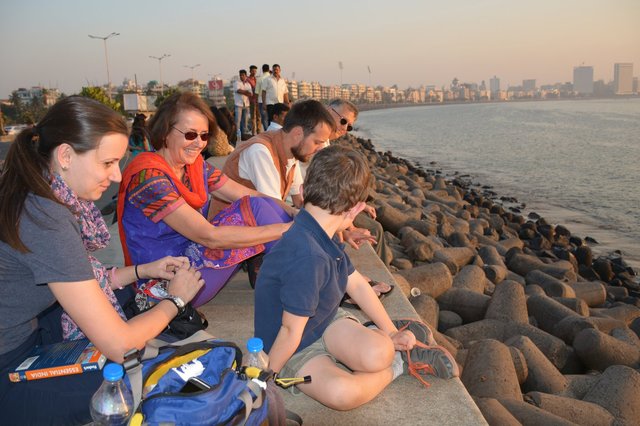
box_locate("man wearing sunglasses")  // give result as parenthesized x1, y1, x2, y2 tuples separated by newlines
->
(327, 98, 358, 140)
(324, 99, 392, 266)
(209, 99, 336, 217)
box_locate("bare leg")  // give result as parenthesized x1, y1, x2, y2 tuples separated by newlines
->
(295, 319, 396, 410)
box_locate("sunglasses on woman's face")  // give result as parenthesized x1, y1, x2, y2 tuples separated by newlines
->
(172, 126, 211, 141)
(330, 107, 353, 132)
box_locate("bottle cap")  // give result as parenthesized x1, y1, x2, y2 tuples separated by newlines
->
(103, 363, 125, 381)
(247, 337, 264, 353)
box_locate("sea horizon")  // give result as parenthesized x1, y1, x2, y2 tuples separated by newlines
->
(355, 97, 640, 270)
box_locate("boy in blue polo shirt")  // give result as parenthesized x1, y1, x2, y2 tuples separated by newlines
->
(254, 146, 457, 410)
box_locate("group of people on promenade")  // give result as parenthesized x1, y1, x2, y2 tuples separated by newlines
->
(0, 87, 456, 423)
(234, 63, 291, 142)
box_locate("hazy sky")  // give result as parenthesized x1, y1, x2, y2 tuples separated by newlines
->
(1, 0, 638, 98)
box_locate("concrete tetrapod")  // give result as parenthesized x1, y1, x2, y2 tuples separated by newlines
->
(408, 289, 439, 328)
(553, 315, 627, 345)
(505, 335, 568, 394)
(479, 245, 508, 284)
(509, 346, 529, 385)
(460, 339, 522, 400)
(473, 397, 521, 426)
(565, 281, 607, 307)
(505, 323, 575, 372)
(507, 251, 577, 281)
(582, 365, 640, 426)
(452, 264, 487, 294)
(572, 328, 640, 371)
(526, 295, 582, 335)
(375, 201, 411, 235)
(525, 270, 576, 298)
(551, 297, 590, 316)
(446, 319, 507, 344)
(497, 398, 578, 426)
(437, 287, 490, 323)
(433, 247, 476, 275)
(559, 374, 600, 399)
(396, 262, 452, 299)
(524, 391, 614, 426)
(438, 310, 462, 333)
(485, 280, 529, 324)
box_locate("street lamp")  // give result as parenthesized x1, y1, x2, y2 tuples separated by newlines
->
(88, 32, 120, 100)
(183, 64, 201, 92)
(149, 54, 170, 95)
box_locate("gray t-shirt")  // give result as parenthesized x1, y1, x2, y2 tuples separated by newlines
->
(0, 195, 94, 355)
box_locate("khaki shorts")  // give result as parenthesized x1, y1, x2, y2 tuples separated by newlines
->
(279, 308, 359, 394)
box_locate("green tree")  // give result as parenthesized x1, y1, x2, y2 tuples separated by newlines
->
(79, 86, 122, 112)
(154, 87, 180, 108)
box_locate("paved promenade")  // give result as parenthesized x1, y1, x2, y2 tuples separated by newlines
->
(95, 215, 486, 425)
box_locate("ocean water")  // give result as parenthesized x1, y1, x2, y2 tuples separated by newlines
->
(354, 98, 640, 268)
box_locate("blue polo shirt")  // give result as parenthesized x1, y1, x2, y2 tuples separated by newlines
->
(254, 208, 355, 354)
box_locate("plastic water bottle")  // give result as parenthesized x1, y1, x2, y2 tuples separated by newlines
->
(90, 363, 134, 426)
(246, 337, 269, 370)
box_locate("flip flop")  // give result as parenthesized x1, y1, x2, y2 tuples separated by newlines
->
(341, 279, 395, 310)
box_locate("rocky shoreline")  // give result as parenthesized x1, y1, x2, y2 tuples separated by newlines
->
(338, 134, 640, 425)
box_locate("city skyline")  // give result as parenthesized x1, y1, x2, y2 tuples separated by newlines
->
(1, 0, 638, 99)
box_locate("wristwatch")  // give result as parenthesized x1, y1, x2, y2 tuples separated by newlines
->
(164, 295, 186, 316)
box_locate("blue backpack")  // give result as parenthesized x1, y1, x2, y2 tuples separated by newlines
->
(125, 332, 270, 426)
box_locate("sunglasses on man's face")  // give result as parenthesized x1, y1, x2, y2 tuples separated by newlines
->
(330, 107, 353, 132)
(172, 126, 211, 141)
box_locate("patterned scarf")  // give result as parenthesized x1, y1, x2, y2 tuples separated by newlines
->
(50, 173, 127, 340)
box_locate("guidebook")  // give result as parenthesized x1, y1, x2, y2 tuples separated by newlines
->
(8, 339, 107, 382)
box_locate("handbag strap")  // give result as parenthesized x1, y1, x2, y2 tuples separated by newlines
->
(236, 380, 264, 426)
(127, 330, 216, 410)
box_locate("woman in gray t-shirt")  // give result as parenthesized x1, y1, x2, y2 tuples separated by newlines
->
(0, 96, 204, 424)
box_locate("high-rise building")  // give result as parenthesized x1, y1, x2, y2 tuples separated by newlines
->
(573, 66, 594, 94)
(522, 79, 536, 91)
(614, 63, 634, 95)
(490, 76, 500, 94)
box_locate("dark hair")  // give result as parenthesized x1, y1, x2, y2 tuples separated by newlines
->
(148, 92, 218, 151)
(249, 65, 257, 71)
(0, 96, 127, 252)
(210, 106, 233, 139)
(239, 69, 247, 76)
(282, 99, 336, 137)
(272, 64, 280, 70)
(272, 102, 290, 117)
(218, 106, 237, 145)
(130, 113, 148, 141)
(303, 146, 371, 215)
(262, 64, 270, 73)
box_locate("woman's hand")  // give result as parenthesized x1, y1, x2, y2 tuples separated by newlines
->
(139, 256, 190, 280)
(389, 330, 416, 351)
(166, 263, 205, 304)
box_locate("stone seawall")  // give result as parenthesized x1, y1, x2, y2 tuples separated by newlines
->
(337, 134, 640, 425)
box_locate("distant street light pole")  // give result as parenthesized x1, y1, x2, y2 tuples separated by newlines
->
(88, 32, 120, 100)
(184, 64, 201, 93)
(338, 61, 344, 87)
(149, 54, 170, 95)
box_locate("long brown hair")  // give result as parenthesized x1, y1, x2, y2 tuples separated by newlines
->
(0, 96, 127, 252)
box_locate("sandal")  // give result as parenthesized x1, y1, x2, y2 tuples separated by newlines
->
(341, 279, 395, 310)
